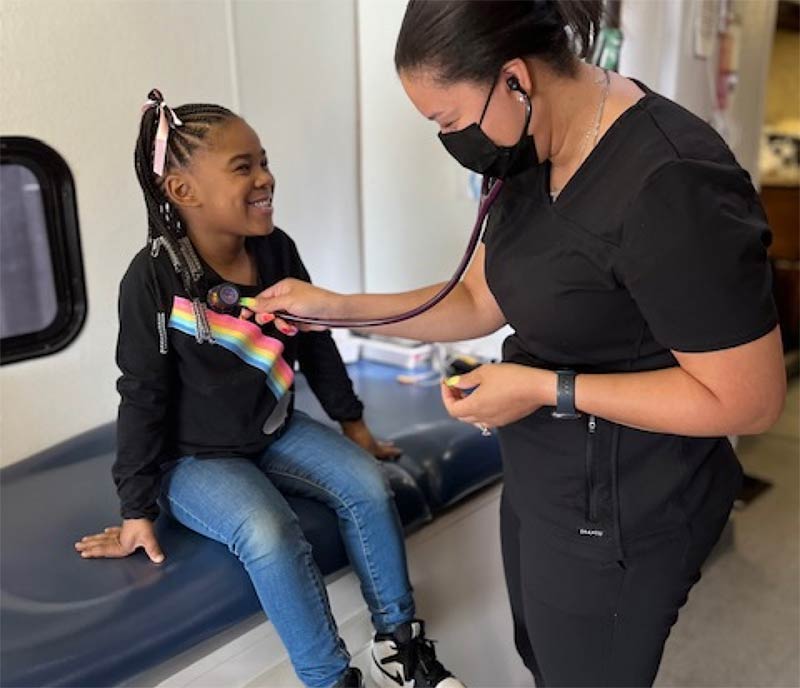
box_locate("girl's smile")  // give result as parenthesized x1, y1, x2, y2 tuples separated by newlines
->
(170, 117, 278, 239)
(247, 193, 273, 217)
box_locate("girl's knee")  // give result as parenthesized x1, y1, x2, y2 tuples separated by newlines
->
(342, 453, 393, 499)
(353, 469, 397, 515)
(233, 510, 307, 562)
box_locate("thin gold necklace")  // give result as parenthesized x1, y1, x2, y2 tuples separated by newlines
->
(550, 68, 611, 201)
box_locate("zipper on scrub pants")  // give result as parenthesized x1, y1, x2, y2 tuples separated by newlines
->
(585, 414, 598, 523)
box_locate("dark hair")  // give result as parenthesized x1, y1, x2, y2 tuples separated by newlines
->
(134, 88, 238, 351)
(394, 0, 604, 83)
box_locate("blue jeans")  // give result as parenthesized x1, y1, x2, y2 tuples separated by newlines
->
(160, 411, 415, 688)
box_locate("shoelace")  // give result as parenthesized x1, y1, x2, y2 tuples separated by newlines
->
(384, 639, 416, 677)
(414, 636, 451, 687)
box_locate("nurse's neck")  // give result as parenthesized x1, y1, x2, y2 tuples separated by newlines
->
(540, 60, 645, 177)
(538, 60, 609, 173)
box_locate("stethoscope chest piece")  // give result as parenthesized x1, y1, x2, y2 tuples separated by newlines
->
(207, 283, 241, 314)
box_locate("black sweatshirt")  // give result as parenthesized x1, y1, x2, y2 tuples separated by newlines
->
(112, 228, 363, 520)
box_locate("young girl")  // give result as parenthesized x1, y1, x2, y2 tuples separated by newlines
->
(74, 90, 463, 688)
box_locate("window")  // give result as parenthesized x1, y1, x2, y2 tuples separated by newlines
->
(0, 137, 86, 364)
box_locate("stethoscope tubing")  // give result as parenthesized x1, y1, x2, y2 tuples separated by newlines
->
(278, 176, 504, 328)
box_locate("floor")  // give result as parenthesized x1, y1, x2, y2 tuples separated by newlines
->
(351, 377, 800, 688)
(655, 378, 800, 688)
(140, 379, 800, 688)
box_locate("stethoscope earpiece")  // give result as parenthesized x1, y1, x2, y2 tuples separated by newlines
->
(505, 75, 530, 106)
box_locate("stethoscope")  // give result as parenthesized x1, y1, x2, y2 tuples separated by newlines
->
(207, 76, 535, 327)
(207, 176, 505, 327)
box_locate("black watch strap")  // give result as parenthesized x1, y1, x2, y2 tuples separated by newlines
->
(552, 370, 581, 420)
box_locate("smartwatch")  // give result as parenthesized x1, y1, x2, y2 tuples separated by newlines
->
(551, 370, 582, 420)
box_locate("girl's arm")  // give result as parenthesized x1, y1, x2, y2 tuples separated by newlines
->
(77, 252, 170, 563)
(112, 256, 173, 522)
(75, 520, 164, 563)
(254, 244, 506, 343)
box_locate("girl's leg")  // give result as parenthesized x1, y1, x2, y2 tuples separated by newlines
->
(160, 456, 350, 688)
(258, 412, 415, 634)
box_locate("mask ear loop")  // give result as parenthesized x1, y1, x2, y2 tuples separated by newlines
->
(478, 72, 501, 126)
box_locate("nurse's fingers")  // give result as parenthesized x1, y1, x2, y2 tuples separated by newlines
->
(295, 322, 329, 333)
(254, 312, 276, 326)
(440, 381, 481, 421)
(441, 380, 463, 410)
(449, 392, 482, 418)
(274, 317, 298, 337)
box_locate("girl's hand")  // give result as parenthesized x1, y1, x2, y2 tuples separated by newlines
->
(249, 278, 341, 334)
(441, 363, 556, 430)
(74, 518, 165, 564)
(342, 419, 402, 461)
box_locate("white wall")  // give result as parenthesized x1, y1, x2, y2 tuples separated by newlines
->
(357, 0, 482, 293)
(0, 0, 361, 466)
(620, 0, 777, 183)
(1, 0, 778, 465)
(233, 0, 362, 293)
(356, 0, 778, 291)
(725, 0, 778, 186)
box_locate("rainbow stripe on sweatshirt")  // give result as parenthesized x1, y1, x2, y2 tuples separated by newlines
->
(168, 296, 294, 400)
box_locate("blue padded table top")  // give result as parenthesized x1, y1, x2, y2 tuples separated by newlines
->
(1, 361, 501, 688)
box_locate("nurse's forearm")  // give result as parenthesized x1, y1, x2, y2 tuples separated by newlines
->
(573, 365, 784, 437)
(336, 282, 501, 342)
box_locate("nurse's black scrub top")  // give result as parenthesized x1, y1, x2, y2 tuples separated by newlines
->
(483, 84, 777, 560)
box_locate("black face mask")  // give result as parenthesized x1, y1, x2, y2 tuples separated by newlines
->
(438, 75, 538, 179)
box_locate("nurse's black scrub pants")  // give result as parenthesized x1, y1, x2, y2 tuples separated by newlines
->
(500, 491, 730, 687)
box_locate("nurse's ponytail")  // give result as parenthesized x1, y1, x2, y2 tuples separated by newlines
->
(394, 0, 603, 83)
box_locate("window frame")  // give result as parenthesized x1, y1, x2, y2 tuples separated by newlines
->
(1, 137, 87, 365)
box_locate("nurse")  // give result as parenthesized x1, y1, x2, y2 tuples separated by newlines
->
(252, 1, 786, 685)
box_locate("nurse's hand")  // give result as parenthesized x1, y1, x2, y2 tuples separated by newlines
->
(441, 363, 556, 430)
(74, 519, 165, 564)
(250, 278, 339, 333)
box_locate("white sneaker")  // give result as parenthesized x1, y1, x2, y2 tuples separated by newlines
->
(370, 620, 465, 688)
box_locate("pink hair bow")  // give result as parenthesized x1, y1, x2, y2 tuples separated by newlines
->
(142, 92, 183, 177)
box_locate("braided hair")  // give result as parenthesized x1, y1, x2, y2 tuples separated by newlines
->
(134, 89, 238, 353)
